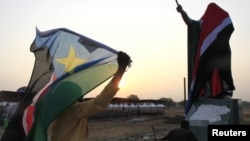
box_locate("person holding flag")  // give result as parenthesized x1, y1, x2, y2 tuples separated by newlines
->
(1, 28, 132, 141)
(47, 51, 131, 141)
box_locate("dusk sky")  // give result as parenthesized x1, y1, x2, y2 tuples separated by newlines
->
(1, 0, 250, 102)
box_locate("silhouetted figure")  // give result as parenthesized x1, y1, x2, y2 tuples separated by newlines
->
(157, 120, 198, 141)
(47, 51, 131, 141)
(137, 104, 141, 117)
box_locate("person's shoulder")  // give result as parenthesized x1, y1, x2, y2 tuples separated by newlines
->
(188, 130, 199, 141)
(187, 129, 196, 136)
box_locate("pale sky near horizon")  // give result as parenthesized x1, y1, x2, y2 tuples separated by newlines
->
(1, 0, 250, 102)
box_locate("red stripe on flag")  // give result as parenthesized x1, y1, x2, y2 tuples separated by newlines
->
(211, 68, 222, 97)
(200, 3, 229, 39)
(25, 105, 35, 134)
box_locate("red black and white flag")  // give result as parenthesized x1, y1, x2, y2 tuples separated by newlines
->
(186, 3, 235, 114)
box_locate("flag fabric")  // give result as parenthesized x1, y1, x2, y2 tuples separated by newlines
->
(1, 28, 119, 141)
(185, 3, 235, 114)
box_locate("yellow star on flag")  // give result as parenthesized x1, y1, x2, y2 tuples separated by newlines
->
(56, 46, 87, 73)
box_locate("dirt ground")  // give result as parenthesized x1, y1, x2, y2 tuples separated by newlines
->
(88, 108, 250, 141)
(87, 115, 180, 141)
(0, 108, 249, 141)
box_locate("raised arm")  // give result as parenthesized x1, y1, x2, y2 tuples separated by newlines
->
(75, 51, 132, 117)
(176, 4, 193, 25)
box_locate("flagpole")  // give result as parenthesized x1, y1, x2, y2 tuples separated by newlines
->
(183, 77, 186, 112)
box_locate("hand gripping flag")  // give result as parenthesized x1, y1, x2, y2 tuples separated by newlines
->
(185, 3, 235, 115)
(1, 28, 118, 141)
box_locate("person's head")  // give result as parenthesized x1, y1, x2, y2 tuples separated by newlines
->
(180, 120, 190, 129)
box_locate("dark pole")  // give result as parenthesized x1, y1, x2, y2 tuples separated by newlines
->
(184, 77, 187, 112)
(175, 0, 179, 5)
(152, 126, 157, 141)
